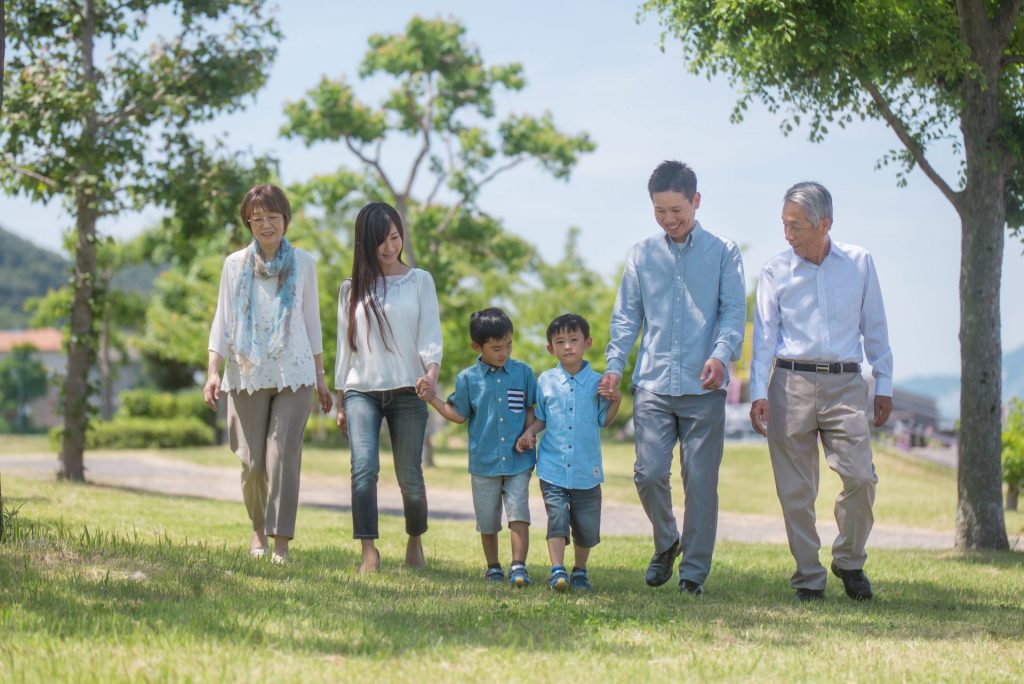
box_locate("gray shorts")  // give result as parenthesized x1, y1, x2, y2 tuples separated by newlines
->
(471, 470, 532, 534)
(540, 479, 602, 549)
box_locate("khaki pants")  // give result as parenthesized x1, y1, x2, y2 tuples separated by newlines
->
(227, 386, 313, 539)
(767, 368, 877, 590)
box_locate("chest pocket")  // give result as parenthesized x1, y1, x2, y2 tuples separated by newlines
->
(506, 389, 525, 414)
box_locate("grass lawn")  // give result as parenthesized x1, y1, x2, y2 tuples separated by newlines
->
(8, 435, 1023, 535)
(1, 475, 1022, 682)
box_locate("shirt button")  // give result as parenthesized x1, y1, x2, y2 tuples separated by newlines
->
(500, 437, 505, 441)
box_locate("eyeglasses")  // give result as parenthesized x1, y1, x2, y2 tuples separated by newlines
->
(249, 214, 284, 227)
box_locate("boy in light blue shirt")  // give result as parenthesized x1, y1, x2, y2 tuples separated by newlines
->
(517, 313, 621, 591)
(425, 307, 537, 587)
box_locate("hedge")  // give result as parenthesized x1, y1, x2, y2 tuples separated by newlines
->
(50, 416, 216, 450)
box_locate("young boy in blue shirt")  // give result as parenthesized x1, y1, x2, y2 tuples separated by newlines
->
(516, 313, 621, 591)
(425, 307, 538, 587)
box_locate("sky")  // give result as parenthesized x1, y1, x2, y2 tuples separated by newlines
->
(1, 0, 1022, 383)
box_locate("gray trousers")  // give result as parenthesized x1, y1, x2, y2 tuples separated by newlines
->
(227, 386, 313, 539)
(633, 388, 726, 584)
(767, 368, 877, 590)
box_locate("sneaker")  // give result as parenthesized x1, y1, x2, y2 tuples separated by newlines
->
(509, 563, 530, 588)
(570, 568, 592, 591)
(794, 587, 825, 602)
(548, 565, 570, 591)
(831, 561, 873, 600)
(645, 539, 681, 587)
(484, 566, 504, 583)
(679, 579, 704, 595)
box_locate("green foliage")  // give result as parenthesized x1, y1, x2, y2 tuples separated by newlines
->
(118, 389, 212, 425)
(1003, 398, 1024, 490)
(0, 343, 49, 433)
(48, 416, 215, 449)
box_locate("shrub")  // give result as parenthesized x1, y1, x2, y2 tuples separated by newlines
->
(1002, 398, 1024, 511)
(49, 416, 216, 450)
(118, 389, 214, 427)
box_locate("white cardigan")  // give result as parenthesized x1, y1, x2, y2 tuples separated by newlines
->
(334, 269, 443, 392)
(208, 247, 323, 393)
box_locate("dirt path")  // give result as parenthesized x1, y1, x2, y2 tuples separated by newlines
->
(0, 451, 978, 550)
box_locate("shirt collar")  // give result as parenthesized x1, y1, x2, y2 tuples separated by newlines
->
(555, 359, 591, 382)
(790, 236, 841, 270)
(661, 221, 705, 253)
(476, 357, 510, 374)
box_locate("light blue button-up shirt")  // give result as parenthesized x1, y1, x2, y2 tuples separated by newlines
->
(750, 240, 893, 400)
(448, 357, 537, 476)
(535, 361, 610, 490)
(605, 224, 746, 396)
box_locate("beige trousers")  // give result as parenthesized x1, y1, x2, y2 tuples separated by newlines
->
(227, 386, 313, 539)
(766, 367, 877, 590)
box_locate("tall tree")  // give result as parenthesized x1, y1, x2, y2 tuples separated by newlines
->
(644, 0, 1022, 550)
(0, 1, 279, 480)
(280, 15, 595, 268)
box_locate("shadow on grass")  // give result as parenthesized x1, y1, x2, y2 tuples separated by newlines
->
(4, 522, 1023, 659)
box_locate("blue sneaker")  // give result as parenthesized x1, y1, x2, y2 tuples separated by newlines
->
(570, 567, 592, 590)
(548, 565, 570, 592)
(509, 563, 530, 588)
(484, 566, 504, 583)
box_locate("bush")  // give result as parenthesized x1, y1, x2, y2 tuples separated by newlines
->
(1002, 398, 1024, 510)
(49, 416, 216, 450)
(118, 389, 213, 426)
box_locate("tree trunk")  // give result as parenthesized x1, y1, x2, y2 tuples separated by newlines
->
(100, 314, 113, 420)
(1006, 484, 1019, 512)
(1, 2, 6, 116)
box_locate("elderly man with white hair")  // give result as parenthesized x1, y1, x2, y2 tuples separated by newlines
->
(749, 181, 893, 602)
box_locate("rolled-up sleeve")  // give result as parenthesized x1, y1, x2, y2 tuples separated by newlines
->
(416, 271, 443, 370)
(208, 259, 232, 357)
(605, 250, 643, 376)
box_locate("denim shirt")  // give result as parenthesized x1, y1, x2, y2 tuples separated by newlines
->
(535, 361, 609, 490)
(605, 223, 746, 397)
(448, 357, 537, 476)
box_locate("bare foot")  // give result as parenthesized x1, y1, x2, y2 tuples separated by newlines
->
(249, 530, 268, 557)
(405, 535, 425, 569)
(358, 544, 380, 574)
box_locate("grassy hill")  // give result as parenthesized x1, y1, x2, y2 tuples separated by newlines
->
(0, 227, 68, 329)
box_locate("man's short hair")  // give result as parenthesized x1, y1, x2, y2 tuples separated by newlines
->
(784, 182, 833, 226)
(648, 161, 698, 201)
(470, 307, 514, 345)
(546, 313, 591, 343)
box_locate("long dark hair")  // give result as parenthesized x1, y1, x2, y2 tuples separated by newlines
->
(347, 201, 405, 352)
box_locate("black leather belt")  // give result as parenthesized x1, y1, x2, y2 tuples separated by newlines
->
(775, 359, 861, 374)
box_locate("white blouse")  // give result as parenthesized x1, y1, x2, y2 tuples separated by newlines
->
(208, 247, 324, 394)
(334, 269, 443, 392)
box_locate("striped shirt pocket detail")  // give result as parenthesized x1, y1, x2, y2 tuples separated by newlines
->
(507, 389, 526, 413)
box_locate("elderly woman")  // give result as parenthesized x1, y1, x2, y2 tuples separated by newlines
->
(335, 201, 442, 573)
(204, 184, 332, 564)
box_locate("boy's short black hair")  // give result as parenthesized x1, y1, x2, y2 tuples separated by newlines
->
(470, 307, 514, 345)
(648, 160, 697, 201)
(546, 313, 590, 343)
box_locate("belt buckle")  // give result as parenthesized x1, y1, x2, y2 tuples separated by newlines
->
(815, 363, 830, 374)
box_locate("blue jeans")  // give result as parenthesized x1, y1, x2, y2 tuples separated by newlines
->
(345, 388, 429, 539)
(539, 479, 602, 549)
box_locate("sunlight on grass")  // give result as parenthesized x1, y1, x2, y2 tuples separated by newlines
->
(1, 476, 1021, 682)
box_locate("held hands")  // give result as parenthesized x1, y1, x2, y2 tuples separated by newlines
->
(316, 375, 333, 414)
(700, 358, 726, 390)
(749, 399, 768, 437)
(598, 372, 621, 400)
(515, 432, 536, 453)
(203, 374, 221, 411)
(415, 375, 436, 402)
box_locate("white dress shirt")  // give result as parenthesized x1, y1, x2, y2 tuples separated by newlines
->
(750, 239, 893, 401)
(334, 269, 443, 392)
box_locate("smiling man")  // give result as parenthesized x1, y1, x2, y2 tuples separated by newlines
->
(599, 161, 746, 595)
(749, 181, 894, 602)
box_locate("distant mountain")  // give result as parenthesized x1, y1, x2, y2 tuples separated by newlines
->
(900, 344, 1024, 418)
(0, 227, 68, 328)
